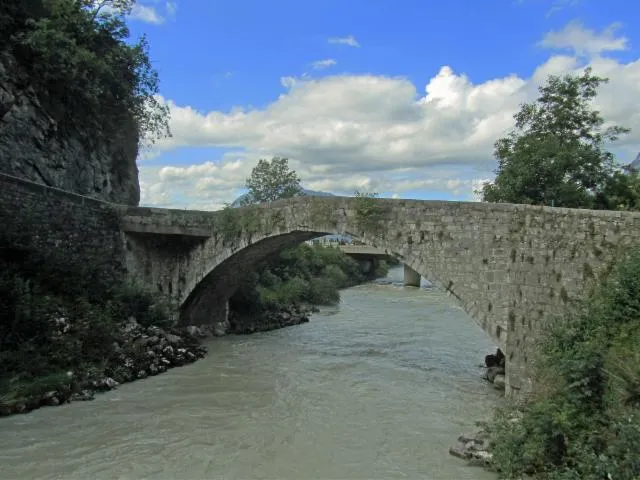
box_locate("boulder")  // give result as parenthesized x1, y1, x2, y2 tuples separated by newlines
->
(71, 390, 95, 402)
(185, 325, 205, 338)
(147, 326, 167, 337)
(467, 450, 493, 467)
(493, 374, 506, 390)
(91, 377, 119, 391)
(123, 317, 141, 335)
(213, 319, 230, 337)
(164, 333, 183, 345)
(458, 433, 482, 444)
(484, 366, 505, 382)
(449, 446, 470, 460)
(484, 348, 505, 368)
(41, 391, 60, 407)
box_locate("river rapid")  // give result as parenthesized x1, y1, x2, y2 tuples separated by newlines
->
(0, 267, 501, 479)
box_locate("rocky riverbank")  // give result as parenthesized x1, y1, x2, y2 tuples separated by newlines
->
(449, 421, 494, 468)
(448, 348, 507, 470)
(228, 304, 317, 334)
(0, 317, 207, 417)
(0, 303, 321, 418)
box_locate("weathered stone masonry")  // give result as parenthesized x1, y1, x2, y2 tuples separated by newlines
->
(0, 173, 126, 282)
(4, 172, 640, 398)
(120, 196, 640, 397)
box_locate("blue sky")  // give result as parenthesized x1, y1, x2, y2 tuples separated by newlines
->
(125, 0, 640, 209)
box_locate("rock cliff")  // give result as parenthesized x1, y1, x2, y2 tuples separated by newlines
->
(0, 52, 140, 205)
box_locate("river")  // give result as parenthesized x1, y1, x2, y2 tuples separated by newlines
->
(0, 266, 501, 479)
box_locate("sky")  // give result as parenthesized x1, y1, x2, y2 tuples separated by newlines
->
(125, 0, 640, 210)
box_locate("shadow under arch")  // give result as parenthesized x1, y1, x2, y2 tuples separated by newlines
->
(179, 230, 329, 326)
(178, 229, 497, 346)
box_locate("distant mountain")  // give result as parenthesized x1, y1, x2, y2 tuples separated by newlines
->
(631, 152, 640, 170)
(230, 188, 335, 208)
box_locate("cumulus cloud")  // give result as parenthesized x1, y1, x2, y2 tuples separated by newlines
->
(311, 58, 337, 70)
(127, 0, 177, 24)
(139, 22, 640, 210)
(328, 35, 360, 47)
(129, 4, 164, 24)
(539, 21, 628, 57)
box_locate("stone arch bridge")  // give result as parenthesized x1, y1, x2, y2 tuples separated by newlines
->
(2, 172, 639, 398)
(118, 195, 640, 397)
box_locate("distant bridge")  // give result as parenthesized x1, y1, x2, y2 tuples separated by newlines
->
(338, 244, 387, 256)
(337, 244, 421, 286)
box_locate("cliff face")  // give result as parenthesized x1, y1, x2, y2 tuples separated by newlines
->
(0, 52, 140, 205)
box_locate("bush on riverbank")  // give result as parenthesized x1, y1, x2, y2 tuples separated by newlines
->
(0, 243, 204, 414)
(230, 243, 389, 317)
(488, 249, 640, 479)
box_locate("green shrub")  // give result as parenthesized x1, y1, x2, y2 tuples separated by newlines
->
(231, 242, 370, 315)
(0, 246, 175, 400)
(324, 264, 349, 288)
(374, 260, 390, 279)
(307, 277, 340, 305)
(0, 371, 71, 403)
(108, 281, 174, 329)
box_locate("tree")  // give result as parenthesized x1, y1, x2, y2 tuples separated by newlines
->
(481, 68, 630, 208)
(244, 157, 304, 204)
(596, 164, 640, 211)
(1, 0, 170, 149)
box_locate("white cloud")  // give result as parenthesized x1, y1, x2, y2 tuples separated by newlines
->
(328, 35, 360, 48)
(547, 0, 582, 17)
(538, 21, 628, 57)
(129, 4, 165, 24)
(311, 58, 337, 70)
(127, 1, 177, 24)
(165, 1, 177, 17)
(139, 22, 640, 210)
(514, 0, 583, 17)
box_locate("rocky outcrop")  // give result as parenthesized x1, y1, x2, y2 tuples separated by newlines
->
(0, 51, 140, 205)
(227, 304, 314, 335)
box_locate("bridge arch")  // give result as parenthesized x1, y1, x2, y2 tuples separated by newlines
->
(178, 229, 442, 331)
(166, 199, 508, 350)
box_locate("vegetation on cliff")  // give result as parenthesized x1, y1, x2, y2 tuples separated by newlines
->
(0, 0, 170, 148)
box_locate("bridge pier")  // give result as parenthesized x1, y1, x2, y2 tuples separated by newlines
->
(180, 290, 230, 335)
(403, 264, 421, 287)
